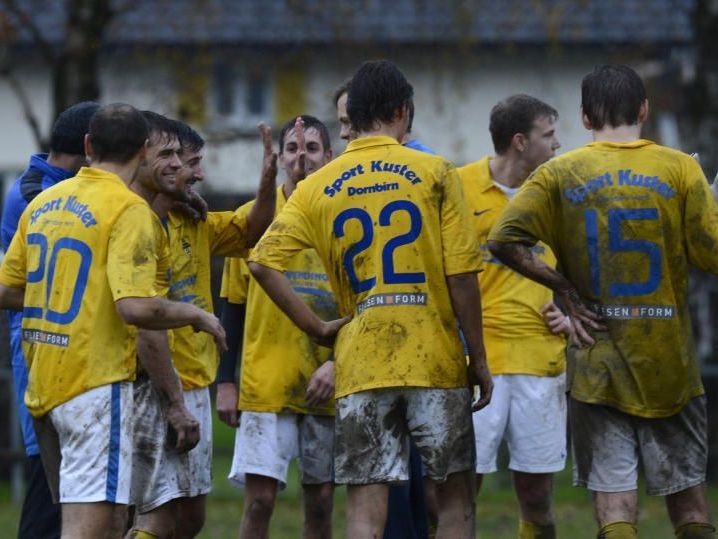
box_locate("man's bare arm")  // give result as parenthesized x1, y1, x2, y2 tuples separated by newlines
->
(245, 124, 279, 246)
(0, 284, 24, 311)
(248, 262, 350, 347)
(445, 272, 493, 411)
(115, 296, 227, 351)
(137, 329, 199, 451)
(487, 240, 603, 346)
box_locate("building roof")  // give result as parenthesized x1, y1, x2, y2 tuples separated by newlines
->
(1, 0, 696, 47)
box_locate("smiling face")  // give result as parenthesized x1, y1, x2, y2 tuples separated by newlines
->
(279, 126, 332, 178)
(177, 147, 204, 197)
(137, 133, 182, 195)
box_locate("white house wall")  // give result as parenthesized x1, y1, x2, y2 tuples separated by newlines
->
(0, 48, 661, 199)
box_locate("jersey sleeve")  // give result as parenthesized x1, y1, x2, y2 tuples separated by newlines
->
(487, 168, 558, 249)
(249, 187, 314, 272)
(220, 256, 250, 305)
(206, 203, 250, 258)
(107, 203, 159, 301)
(151, 215, 171, 297)
(0, 212, 28, 288)
(440, 164, 482, 275)
(682, 158, 718, 273)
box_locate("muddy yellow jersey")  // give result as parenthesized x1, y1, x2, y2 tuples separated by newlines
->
(489, 140, 718, 418)
(458, 157, 565, 376)
(166, 207, 249, 389)
(221, 187, 337, 415)
(250, 136, 481, 398)
(0, 167, 158, 416)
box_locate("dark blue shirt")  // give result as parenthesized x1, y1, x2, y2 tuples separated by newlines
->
(2, 153, 74, 456)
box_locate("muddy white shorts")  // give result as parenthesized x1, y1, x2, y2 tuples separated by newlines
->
(473, 373, 567, 474)
(334, 387, 475, 485)
(132, 381, 212, 513)
(229, 411, 334, 489)
(34, 382, 134, 504)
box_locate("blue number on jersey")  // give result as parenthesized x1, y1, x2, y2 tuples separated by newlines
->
(333, 200, 426, 294)
(23, 233, 93, 324)
(584, 207, 662, 297)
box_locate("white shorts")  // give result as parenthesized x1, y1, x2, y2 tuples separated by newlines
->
(229, 412, 334, 489)
(132, 382, 213, 513)
(473, 373, 567, 474)
(34, 382, 134, 504)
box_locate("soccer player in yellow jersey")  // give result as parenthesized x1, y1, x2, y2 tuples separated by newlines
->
(216, 115, 338, 538)
(132, 120, 275, 539)
(249, 60, 493, 538)
(489, 65, 716, 539)
(459, 94, 571, 539)
(0, 104, 226, 539)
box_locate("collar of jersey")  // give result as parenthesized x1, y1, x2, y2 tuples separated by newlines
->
(29, 153, 74, 183)
(345, 135, 400, 153)
(75, 166, 127, 186)
(586, 139, 654, 150)
(475, 156, 497, 193)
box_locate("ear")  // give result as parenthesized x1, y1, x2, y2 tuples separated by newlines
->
(512, 132, 528, 152)
(325, 149, 334, 162)
(84, 133, 93, 161)
(137, 139, 149, 162)
(637, 99, 649, 123)
(580, 107, 592, 130)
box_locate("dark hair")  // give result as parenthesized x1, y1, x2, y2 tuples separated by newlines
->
(489, 95, 558, 155)
(141, 110, 180, 145)
(333, 80, 350, 107)
(279, 115, 331, 154)
(176, 121, 205, 153)
(50, 101, 100, 155)
(347, 60, 414, 133)
(581, 65, 646, 130)
(88, 103, 148, 163)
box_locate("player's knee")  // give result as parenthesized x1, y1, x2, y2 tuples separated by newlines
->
(303, 483, 334, 524)
(244, 490, 276, 523)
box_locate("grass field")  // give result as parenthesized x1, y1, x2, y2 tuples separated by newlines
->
(0, 408, 715, 538)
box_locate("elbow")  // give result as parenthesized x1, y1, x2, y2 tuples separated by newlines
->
(247, 261, 267, 281)
(487, 239, 502, 258)
(115, 298, 144, 326)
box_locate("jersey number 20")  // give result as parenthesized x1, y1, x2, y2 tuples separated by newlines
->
(333, 200, 426, 293)
(24, 233, 92, 324)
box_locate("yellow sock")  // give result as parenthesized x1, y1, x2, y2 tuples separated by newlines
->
(519, 520, 556, 538)
(675, 522, 716, 538)
(130, 530, 160, 539)
(598, 521, 637, 539)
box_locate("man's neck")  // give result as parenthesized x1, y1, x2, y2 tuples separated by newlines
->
(592, 124, 642, 143)
(282, 177, 297, 199)
(357, 121, 405, 144)
(128, 180, 158, 205)
(90, 160, 140, 187)
(152, 193, 174, 219)
(489, 154, 530, 189)
(46, 151, 79, 174)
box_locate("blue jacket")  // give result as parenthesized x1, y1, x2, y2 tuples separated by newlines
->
(2, 154, 74, 455)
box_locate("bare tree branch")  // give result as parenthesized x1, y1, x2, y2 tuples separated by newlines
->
(0, 65, 46, 149)
(1, 0, 57, 65)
